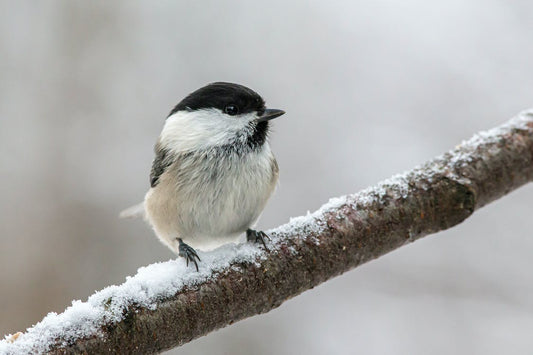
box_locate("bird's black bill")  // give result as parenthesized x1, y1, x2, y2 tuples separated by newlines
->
(256, 108, 285, 122)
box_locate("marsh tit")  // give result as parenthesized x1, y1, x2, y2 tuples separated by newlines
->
(121, 82, 285, 271)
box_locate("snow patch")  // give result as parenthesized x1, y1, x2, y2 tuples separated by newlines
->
(0, 242, 263, 354)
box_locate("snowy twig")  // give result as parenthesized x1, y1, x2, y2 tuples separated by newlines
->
(2, 110, 533, 355)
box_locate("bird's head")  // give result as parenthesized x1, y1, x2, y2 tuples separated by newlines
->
(160, 82, 285, 154)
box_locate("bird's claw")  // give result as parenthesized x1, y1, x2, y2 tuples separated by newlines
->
(246, 229, 270, 251)
(177, 238, 201, 271)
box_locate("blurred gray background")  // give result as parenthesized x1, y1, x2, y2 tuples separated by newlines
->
(1, 1, 533, 354)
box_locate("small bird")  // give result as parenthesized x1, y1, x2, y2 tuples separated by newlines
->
(121, 82, 284, 271)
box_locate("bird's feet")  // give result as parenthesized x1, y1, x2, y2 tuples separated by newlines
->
(246, 229, 270, 251)
(177, 238, 201, 271)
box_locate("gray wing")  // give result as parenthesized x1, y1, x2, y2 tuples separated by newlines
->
(150, 141, 173, 188)
(119, 142, 172, 219)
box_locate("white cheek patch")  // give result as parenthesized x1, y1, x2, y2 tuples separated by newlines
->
(160, 109, 256, 153)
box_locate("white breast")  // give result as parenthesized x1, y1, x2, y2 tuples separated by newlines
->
(144, 144, 278, 252)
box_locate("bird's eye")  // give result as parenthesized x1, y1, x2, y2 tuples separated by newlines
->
(224, 104, 239, 116)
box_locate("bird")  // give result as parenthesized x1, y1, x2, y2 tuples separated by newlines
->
(121, 82, 285, 271)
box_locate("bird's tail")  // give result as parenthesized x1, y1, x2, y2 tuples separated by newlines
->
(119, 202, 145, 219)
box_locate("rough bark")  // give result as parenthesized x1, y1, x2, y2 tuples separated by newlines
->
(3, 110, 533, 355)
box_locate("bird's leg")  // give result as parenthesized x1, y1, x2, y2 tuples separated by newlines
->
(246, 229, 270, 251)
(177, 238, 201, 271)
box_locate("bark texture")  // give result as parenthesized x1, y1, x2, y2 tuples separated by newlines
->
(3, 110, 533, 354)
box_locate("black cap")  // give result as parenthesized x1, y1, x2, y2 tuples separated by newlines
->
(168, 82, 266, 118)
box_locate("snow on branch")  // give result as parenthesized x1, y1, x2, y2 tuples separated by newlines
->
(2, 110, 533, 354)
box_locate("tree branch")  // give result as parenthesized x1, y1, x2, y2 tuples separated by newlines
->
(2, 110, 533, 355)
